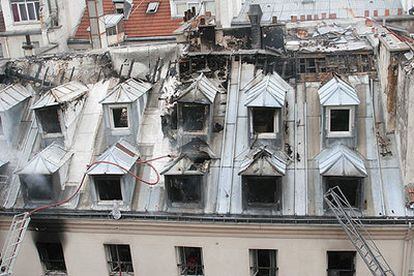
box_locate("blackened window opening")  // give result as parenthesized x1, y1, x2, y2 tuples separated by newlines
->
(325, 177, 362, 208)
(177, 247, 204, 276)
(250, 249, 278, 276)
(181, 103, 207, 132)
(330, 109, 350, 132)
(252, 108, 276, 133)
(37, 107, 62, 134)
(327, 251, 356, 276)
(166, 175, 202, 205)
(112, 107, 129, 128)
(36, 242, 67, 272)
(95, 176, 123, 201)
(22, 174, 54, 201)
(106, 244, 134, 274)
(244, 176, 282, 208)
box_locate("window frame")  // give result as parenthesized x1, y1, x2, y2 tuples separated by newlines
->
(176, 246, 204, 276)
(146, 2, 160, 13)
(10, 0, 40, 23)
(109, 105, 130, 130)
(249, 107, 280, 139)
(179, 102, 209, 134)
(324, 177, 363, 210)
(242, 176, 283, 210)
(93, 175, 124, 203)
(165, 175, 204, 208)
(104, 244, 134, 276)
(326, 251, 356, 276)
(36, 242, 67, 274)
(249, 249, 278, 276)
(37, 106, 63, 136)
(21, 173, 55, 202)
(326, 106, 354, 138)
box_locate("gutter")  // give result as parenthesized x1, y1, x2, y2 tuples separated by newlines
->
(0, 29, 42, 37)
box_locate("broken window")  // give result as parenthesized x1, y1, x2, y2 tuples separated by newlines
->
(94, 176, 123, 201)
(177, 247, 204, 276)
(21, 174, 54, 201)
(166, 175, 203, 206)
(146, 2, 159, 13)
(36, 242, 67, 273)
(249, 249, 278, 276)
(11, 0, 40, 22)
(325, 177, 362, 209)
(329, 108, 351, 132)
(251, 108, 278, 137)
(111, 107, 129, 128)
(327, 251, 356, 276)
(243, 176, 282, 209)
(181, 103, 208, 132)
(37, 106, 62, 134)
(105, 244, 134, 275)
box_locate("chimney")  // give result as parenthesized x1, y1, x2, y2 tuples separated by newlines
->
(248, 4, 263, 49)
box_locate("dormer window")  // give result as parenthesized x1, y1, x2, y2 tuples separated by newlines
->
(94, 175, 123, 201)
(244, 73, 290, 142)
(37, 106, 62, 134)
(21, 174, 53, 201)
(181, 103, 208, 132)
(166, 175, 203, 207)
(327, 107, 353, 137)
(146, 2, 159, 13)
(111, 106, 129, 129)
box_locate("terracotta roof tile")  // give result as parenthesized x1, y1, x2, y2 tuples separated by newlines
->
(73, 0, 182, 40)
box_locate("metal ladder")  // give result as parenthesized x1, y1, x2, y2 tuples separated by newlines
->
(0, 213, 31, 276)
(324, 186, 395, 276)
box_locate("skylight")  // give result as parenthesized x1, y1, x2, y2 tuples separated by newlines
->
(146, 2, 159, 13)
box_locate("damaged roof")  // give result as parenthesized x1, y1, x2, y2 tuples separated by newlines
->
(233, 0, 403, 24)
(31, 81, 88, 109)
(177, 73, 221, 104)
(317, 144, 367, 177)
(87, 140, 140, 175)
(17, 143, 73, 175)
(0, 84, 31, 112)
(318, 76, 360, 106)
(244, 73, 290, 108)
(239, 147, 288, 176)
(100, 78, 152, 104)
(73, 0, 182, 40)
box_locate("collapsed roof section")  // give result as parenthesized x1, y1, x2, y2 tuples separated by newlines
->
(318, 76, 360, 106)
(239, 147, 288, 176)
(244, 73, 291, 108)
(31, 81, 89, 110)
(17, 142, 73, 175)
(0, 84, 31, 112)
(87, 139, 140, 175)
(176, 74, 221, 104)
(100, 78, 152, 104)
(316, 144, 367, 177)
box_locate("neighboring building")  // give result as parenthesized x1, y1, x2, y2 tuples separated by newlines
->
(0, 0, 85, 58)
(1, 2, 414, 276)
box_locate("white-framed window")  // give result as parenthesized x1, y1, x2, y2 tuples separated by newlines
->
(104, 244, 134, 275)
(250, 107, 279, 139)
(146, 2, 159, 13)
(327, 106, 353, 138)
(11, 0, 40, 22)
(176, 246, 204, 276)
(249, 249, 278, 276)
(110, 105, 129, 129)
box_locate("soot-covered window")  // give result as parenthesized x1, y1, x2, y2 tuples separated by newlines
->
(329, 109, 351, 132)
(36, 242, 67, 273)
(37, 107, 62, 134)
(181, 103, 208, 132)
(94, 176, 123, 201)
(327, 251, 356, 276)
(325, 177, 362, 209)
(112, 107, 129, 128)
(251, 108, 279, 137)
(166, 175, 203, 206)
(249, 249, 278, 276)
(105, 244, 134, 275)
(243, 176, 282, 209)
(21, 174, 54, 201)
(177, 246, 204, 276)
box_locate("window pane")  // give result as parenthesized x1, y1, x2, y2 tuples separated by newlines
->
(19, 3, 28, 21)
(95, 176, 122, 200)
(112, 107, 128, 128)
(245, 177, 281, 207)
(182, 103, 207, 131)
(167, 176, 202, 204)
(37, 107, 62, 134)
(330, 109, 350, 132)
(12, 4, 20, 22)
(179, 247, 203, 275)
(253, 108, 276, 133)
(27, 2, 36, 20)
(22, 174, 53, 201)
